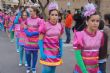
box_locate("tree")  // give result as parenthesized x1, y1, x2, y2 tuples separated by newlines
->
(94, 0, 100, 13)
(31, 0, 50, 19)
(18, 0, 20, 6)
(38, 0, 50, 19)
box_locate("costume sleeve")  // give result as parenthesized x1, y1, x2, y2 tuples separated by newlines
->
(38, 40, 47, 60)
(73, 32, 83, 50)
(73, 32, 88, 73)
(14, 16, 19, 24)
(74, 50, 88, 73)
(24, 28, 39, 37)
(38, 19, 46, 34)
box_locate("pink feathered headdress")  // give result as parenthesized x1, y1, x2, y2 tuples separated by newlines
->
(48, 2, 58, 11)
(83, 3, 96, 17)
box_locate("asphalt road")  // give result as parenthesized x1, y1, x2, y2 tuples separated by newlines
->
(0, 31, 75, 73)
(0, 30, 110, 73)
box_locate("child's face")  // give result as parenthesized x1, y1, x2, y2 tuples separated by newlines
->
(30, 8, 36, 17)
(22, 12, 27, 19)
(87, 15, 100, 31)
(49, 10, 58, 24)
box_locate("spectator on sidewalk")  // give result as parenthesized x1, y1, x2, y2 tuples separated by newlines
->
(65, 10, 73, 44)
(99, 14, 110, 73)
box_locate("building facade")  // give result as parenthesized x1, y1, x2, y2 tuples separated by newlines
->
(39, 0, 110, 16)
(1, 0, 110, 16)
(100, 0, 110, 16)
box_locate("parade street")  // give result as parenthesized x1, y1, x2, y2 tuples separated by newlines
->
(0, 30, 110, 73)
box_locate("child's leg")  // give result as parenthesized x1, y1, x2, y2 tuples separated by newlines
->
(10, 31, 14, 42)
(42, 65, 54, 73)
(2, 23, 4, 31)
(32, 50, 38, 72)
(42, 65, 51, 73)
(6, 28, 10, 38)
(24, 49, 27, 66)
(51, 66, 56, 73)
(0, 24, 2, 30)
(0, 23, 2, 29)
(0, 23, 4, 31)
(19, 46, 24, 66)
(4, 27, 6, 32)
(99, 62, 106, 73)
(15, 38, 19, 52)
(25, 50, 31, 71)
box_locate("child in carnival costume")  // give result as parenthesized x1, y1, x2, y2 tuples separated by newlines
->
(73, 2, 104, 73)
(17, 10, 29, 67)
(0, 10, 4, 31)
(8, 12, 16, 42)
(23, 4, 44, 73)
(38, 2, 64, 73)
(11, 8, 23, 52)
(4, 12, 10, 37)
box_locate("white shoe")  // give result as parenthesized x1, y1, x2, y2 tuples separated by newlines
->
(26, 70, 30, 73)
(32, 71, 36, 73)
(16, 49, 19, 53)
(10, 39, 14, 43)
(19, 63, 23, 66)
(25, 64, 28, 67)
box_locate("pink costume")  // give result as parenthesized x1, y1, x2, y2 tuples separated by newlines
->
(73, 29, 104, 73)
(15, 24, 20, 38)
(8, 16, 15, 30)
(24, 17, 44, 50)
(18, 18, 27, 46)
(39, 21, 63, 66)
